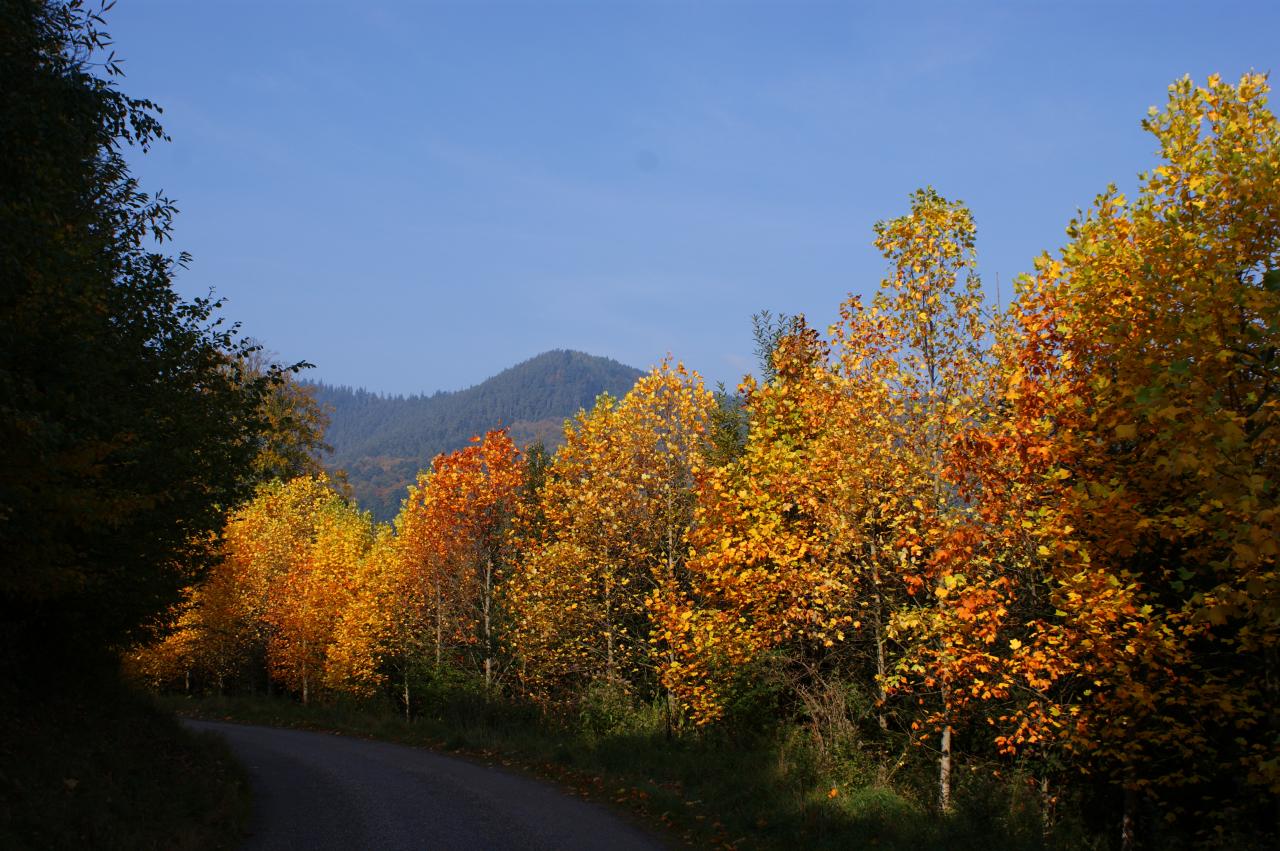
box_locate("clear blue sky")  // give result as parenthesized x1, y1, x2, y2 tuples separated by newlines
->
(109, 0, 1279, 394)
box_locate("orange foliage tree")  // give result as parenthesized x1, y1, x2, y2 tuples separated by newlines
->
(126, 571, 250, 694)
(927, 73, 1280, 839)
(133, 474, 373, 702)
(387, 429, 524, 695)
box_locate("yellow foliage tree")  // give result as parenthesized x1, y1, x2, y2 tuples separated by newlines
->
(324, 525, 400, 699)
(506, 363, 715, 707)
(664, 190, 991, 813)
(263, 487, 373, 703)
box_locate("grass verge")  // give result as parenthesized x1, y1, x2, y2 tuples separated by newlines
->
(0, 674, 248, 851)
(164, 691, 1073, 850)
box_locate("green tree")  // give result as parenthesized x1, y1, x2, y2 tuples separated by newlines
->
(0, 0, 292, 669)
(244, 350, 332, 481)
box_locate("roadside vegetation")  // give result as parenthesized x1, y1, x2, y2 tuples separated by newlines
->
(133, 68, 1280, 851)
(168, 686, 1084, 851)
(0, 666, 248, 850)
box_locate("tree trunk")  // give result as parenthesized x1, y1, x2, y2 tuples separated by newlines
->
(302, 656, 309, 706)
(403, 668, 411, 722)
(1121, 784, 1138, 851)
(871, 547, 888, 732)
(665, 688, 675, 741)
(666, 515, 678, 741)
(874, 616, 888, 731)
(1040, 775, 1055, 843)
(184, 668, 190, 695)
(939, 724, 952, 813)
(482, 558, 493, 690)
(667, 518, 676, 581)
(604, 575, 616, 683)
(434, 583, 442, 669)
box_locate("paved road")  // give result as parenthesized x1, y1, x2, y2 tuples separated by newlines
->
(185, 719, 665, 851)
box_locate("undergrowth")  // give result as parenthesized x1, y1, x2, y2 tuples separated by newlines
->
(1, 668, 248, 851)
(164, 686, 1100, 851)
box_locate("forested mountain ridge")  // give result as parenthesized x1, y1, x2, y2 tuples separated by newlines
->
(311, 350, 643, 519)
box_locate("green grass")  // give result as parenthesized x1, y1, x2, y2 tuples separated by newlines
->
(163, 690, 1083, 850)
(0, 674, 249, 851)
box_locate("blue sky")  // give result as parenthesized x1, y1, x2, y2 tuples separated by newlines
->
(109, 0, 1279, 394)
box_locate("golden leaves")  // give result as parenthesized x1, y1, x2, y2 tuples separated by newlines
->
(928, 71, 1280, 800)
(507, 362, 717, 703)
(133, 74, 1279, 820)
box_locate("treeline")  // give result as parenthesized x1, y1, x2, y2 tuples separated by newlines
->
(132, 73, 1279, 848)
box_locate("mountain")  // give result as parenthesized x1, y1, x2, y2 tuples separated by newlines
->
(309, 350, 644, 520)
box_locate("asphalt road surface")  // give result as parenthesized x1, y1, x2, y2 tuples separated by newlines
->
(185, 719, 665, 851)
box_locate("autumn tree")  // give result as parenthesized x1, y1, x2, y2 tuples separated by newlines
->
(931, 73, 1280, 843)
(126, 566, 252, 694)
(388, 429, 524, 696)
(661, 191, 991, 819)
(263, 490, 372, 703)
(216, 475, 356, 695)
(661, 324, 830, 723)
(129, 475, 369, 700)
(507, 363, 716, 708)
(867, 188, 992, 812)
(243, 350, 331, 481)
(324, 525, 402, 701)
(660, 311, 916, 736)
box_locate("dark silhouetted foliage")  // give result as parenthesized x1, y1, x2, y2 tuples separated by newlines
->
(0, 0, 293, 665)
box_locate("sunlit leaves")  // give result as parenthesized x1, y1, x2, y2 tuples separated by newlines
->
(258, 477, 373, 703)
(938, 72, 1280, 816)
(506, 362, 715, 705)
(390, 429, 524, 687)
(129, 70, 1280, 834)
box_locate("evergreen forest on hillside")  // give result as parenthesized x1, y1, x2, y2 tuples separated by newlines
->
(311, 350, 642, 519)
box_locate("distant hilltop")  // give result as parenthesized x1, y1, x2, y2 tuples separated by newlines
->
(308, 350, 644, 520)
